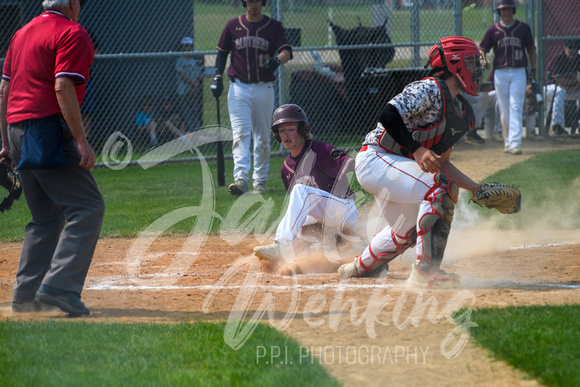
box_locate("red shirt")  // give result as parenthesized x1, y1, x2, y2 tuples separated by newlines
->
(2, 11, 94, 124)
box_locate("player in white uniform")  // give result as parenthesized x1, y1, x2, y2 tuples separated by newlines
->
(253, 104, 357, 262)
(479, 0, 537, 155)
(338, 36, 485, 288)
(211, 0, 292, 195)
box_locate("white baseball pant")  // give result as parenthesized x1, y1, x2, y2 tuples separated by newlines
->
(494, 67, 527, 149)
(228, 81, 275, 186)
(545, 85, 580, 128)
(275, 184, 357, 246)
(354, 146, 442, 271)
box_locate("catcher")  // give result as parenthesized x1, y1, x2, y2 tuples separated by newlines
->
(0, 159, 22, 213)
(338, 36, 521, 288)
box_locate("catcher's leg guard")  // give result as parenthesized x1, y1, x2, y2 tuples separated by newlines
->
(416, 173, 458, 274)
(351, 228, 417, 277)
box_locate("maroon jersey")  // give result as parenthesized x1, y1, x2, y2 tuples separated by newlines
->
(479, 20, 534, 70)
(281, 140, 355, 200)
(216, 15, 291, 83)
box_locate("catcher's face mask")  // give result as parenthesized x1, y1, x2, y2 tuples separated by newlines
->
(463, 52, 484, 93)
(428, 36, 483, 96)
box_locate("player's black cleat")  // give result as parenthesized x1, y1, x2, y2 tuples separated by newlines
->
(464, 130, 485, 145)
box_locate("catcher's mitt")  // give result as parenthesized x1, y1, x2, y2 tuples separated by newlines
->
(471, 182, 521, 214)
(0, 161, 22, 214)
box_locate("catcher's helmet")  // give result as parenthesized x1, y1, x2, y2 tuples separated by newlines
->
(241, 0, 267, 7)
(496, 0, 516, 15)
(428, 36, 483, 96)
(271, 104, 310, 143)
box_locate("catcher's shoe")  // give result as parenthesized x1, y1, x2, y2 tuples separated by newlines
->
(228, 179, 248, 196)
(338, 260, 359, 279)
(406, 263, 460, 289)
(254, 242, 283, 262)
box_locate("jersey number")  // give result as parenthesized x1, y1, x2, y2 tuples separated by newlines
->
(258, 54, 271, 67)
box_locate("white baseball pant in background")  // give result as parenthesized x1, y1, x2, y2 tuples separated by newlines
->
(494, 67, 526, 150)
(228, 81, 275, 186)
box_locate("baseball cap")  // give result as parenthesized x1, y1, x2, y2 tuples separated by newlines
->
(181, 37, 194, 46)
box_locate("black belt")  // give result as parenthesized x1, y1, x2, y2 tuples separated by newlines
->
(230, 77, 248, 84)
(230, 77, 268, 84)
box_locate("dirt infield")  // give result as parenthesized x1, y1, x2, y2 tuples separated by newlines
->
(2, 137, 580, 386)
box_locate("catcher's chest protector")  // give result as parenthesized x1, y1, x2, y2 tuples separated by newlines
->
(379, 78, 474, 157)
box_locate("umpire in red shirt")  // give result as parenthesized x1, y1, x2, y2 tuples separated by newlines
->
(0, 0, 105, 316)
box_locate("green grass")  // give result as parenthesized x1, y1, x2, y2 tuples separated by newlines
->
(0, 154, 366, 240)
(461, 305, 580, 387)
(192, 4, 507, 51)
(3, 150, 579, 241)
(0, 321, 339, 387)
(463, 150, 580, 230)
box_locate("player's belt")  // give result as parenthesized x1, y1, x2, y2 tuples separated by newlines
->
(230, 77, 269, 84)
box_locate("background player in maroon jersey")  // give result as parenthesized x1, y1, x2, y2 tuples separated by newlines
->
(211, 0, 292, 195)
(479, 0, 536, 155)
(253, 104, 357, 263)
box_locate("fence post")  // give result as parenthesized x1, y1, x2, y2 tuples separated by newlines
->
(454, 0, 462, 36)
(412, 0, 420, 67)
(535, 0, 547, 138)
(272, 0, 285, 107)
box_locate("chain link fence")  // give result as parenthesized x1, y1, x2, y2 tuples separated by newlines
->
(1, 0, 579, 165)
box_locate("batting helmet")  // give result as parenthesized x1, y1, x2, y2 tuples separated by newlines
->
(428, 36, 483, 96)
(496, 0, 516, 15)
(241, 0, 267, 7)
(271, 104, 311, 143)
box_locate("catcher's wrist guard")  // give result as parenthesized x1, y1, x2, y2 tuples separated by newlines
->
(471, 182, 521, 214)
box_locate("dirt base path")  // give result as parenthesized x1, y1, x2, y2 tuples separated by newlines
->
(1, 136, 580, 386)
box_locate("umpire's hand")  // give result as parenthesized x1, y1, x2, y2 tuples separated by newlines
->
(211, 76, 223, 98)
(76, 139, 96, 170)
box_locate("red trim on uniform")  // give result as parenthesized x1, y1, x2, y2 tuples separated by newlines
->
(392, 229, 405, 250)
(375, 151, 431, 190)
(369, 245, 395, 263)
(360, 145, 368, 152)
(358, 255, 373, 273)
(448, 181, 459, 202)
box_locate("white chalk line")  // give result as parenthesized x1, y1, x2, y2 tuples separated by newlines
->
(87, 283, 399, 291)
(84, 240, 580, 291)
(507, 241, 579, 250)
(86, 280, 580, 292)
